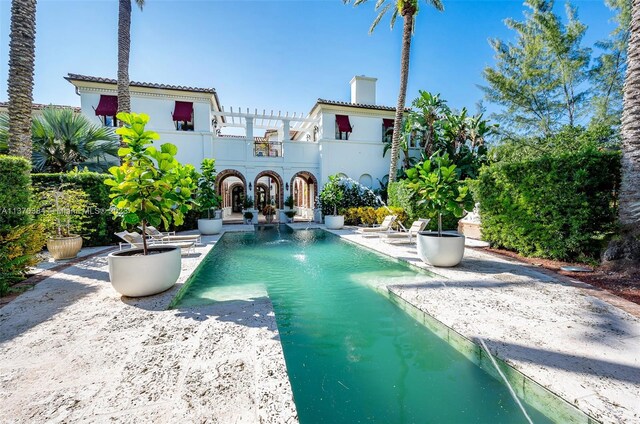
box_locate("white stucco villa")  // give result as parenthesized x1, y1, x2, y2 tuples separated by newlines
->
(66, 73, 419, 220)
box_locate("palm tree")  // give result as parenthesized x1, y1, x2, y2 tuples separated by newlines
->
(118, 0, 145, 115)
(32, 108, 119, 172)
(618, 0, 640, 237)
(6, 0, 37, 160)
(602, 0, 638, 266)
(344, 0, 444, 183)
(0, 108, 119, 173)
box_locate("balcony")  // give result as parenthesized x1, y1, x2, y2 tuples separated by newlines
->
(254, 139, 282, 157)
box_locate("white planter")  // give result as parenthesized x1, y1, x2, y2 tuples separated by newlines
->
(417, 231, 465, 267)
(198, 218, 223, 235)
(108, 246, 181, 297)
(325, 215, 344, 230)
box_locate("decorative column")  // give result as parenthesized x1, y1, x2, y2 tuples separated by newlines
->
(245, 117, 254, 159)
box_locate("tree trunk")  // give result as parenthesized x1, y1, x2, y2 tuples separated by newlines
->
(7, 0, 37, 160)
(619, 0, 640, 234)
(388, 9, 415, 183)
(117, 0, 132, 116)
(603, 0, 640, 268)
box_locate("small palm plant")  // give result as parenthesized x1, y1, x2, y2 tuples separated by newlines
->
(105, 112, 196, 255)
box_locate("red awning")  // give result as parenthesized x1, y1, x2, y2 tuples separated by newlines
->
(94, 95, 118, 116)
(172, 101, 193, 121)
(383, 118, 394, 128)
(335, 114, 352, 132)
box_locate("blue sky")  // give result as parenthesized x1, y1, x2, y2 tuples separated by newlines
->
(0, 0, 619, 119)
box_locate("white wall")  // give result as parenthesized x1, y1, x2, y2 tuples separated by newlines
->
(319, 139, 388, 189)
(79, 91, 211, 132)
(320, 112, 387, 143)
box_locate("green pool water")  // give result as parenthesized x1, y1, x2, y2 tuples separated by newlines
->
(174, 226, 553, 424)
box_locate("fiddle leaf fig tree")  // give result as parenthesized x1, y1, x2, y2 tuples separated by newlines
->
(406, 153, 474, 236)
(105, 112, 196, 255)
(196, 158, 222, 219)
(319, 174, 344, 216)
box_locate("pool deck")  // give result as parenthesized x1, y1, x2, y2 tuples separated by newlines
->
(309, 223, 640, 424)
(1, 223, 639, 423)
(0, 225, 298, 424)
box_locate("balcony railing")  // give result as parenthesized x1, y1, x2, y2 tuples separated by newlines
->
(254, 141, 282, 157)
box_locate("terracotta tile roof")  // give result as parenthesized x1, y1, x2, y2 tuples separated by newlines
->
(65, 73, 217, 94)
(0, 101, 81, 113)
(315, 98, 410, 112)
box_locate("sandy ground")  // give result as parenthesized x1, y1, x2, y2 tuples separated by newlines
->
(316, 224, 640, 424)
(0, 226, 297, 424)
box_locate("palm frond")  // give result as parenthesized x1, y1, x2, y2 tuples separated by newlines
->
(370, 3, 392, 33)
(0, 113, 8, 154)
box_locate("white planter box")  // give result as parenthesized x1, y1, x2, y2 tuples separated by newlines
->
(198, 218, 223, 235)
(417, 231, 465, 267)
(325, 215, 344, 230)
(108, 246, 181, 297)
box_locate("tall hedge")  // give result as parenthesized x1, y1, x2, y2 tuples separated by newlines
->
(32, 171, 118, 246)
(475, 149, 620, 261)
(0, 156, 46, 295)
(0, 156, 32, 229)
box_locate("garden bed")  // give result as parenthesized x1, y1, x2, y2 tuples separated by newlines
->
(481, 247, 640, 306)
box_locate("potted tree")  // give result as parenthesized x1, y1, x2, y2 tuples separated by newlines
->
(243, 210, 254, 224)
(406, 153, 473, 267)
(38, 186, 92, 260)
(242, 195, 257, 224)
(320, 174, 345, 230)
(262, 203, 276, 224)
(105, 112, 196, 297)
(282, 194, 296, 222)
(196, 158, 223, 235)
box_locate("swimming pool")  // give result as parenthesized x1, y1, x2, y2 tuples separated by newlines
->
(173, 226, 553, 423)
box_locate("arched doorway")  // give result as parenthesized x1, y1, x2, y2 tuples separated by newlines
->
(216, 169, 247, 216)
(255, 183, 269, 211)
(254, 170, 284, 210)
(290, 171, 318, 220)
(230, 183, 244, 213)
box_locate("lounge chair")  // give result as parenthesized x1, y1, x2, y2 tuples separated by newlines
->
(381, 219, 430, 243)
(115, 231, 195, 255)
(356, 215, 397, 235)
(139, 225, 201, 245)
(138, 225, 175, 239)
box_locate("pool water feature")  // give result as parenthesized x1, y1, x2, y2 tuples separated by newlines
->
(173, 226, 553, 423)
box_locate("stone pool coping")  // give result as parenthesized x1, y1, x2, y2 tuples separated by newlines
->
(0, 225, 298, 423)
(300, 223, 640, 424)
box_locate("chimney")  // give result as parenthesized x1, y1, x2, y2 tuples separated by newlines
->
(350, 75, 377, 105)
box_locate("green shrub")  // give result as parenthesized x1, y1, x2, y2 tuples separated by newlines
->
(475, 148, 620, 261)
(0, 156, 46, 295)
(375, 206, 407, 229)
(319, 175, 379, 216)
(342, 206, 407, 229)
(0, 156, 32, 229)
(0, 223, 47, 296)
(32, 170, 117, 246)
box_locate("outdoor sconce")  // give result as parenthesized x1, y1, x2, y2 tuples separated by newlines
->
(285, 182, 289, 191)
(248, 182, 252, 191)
